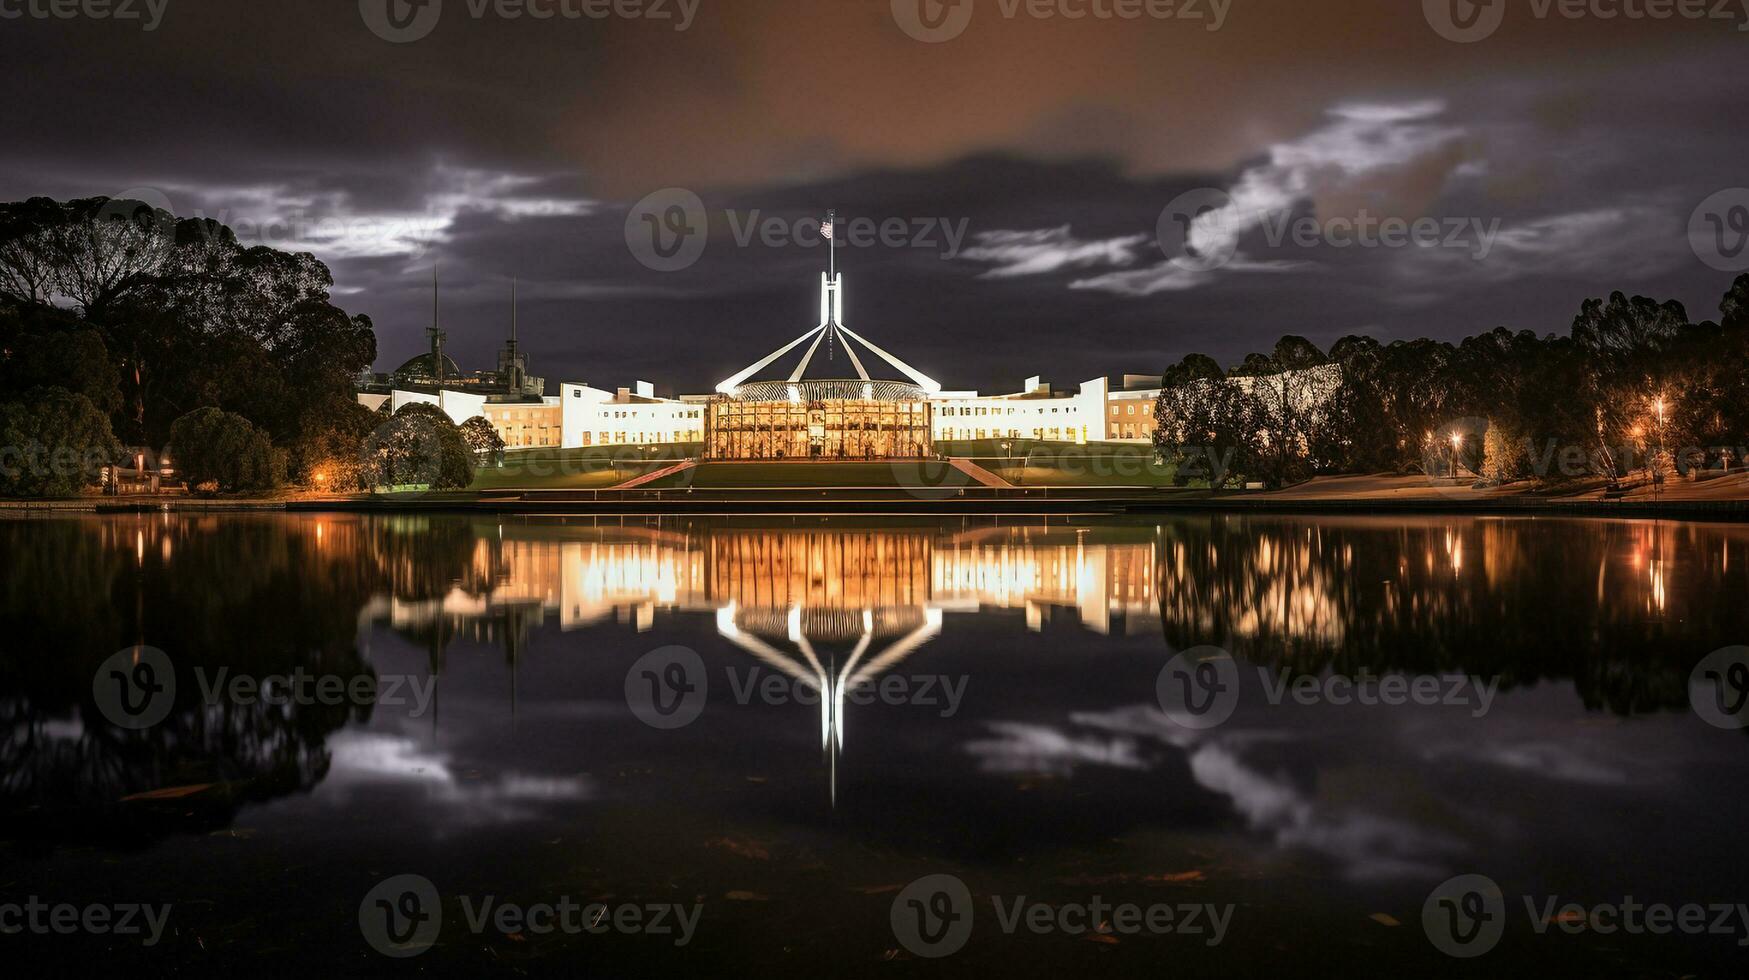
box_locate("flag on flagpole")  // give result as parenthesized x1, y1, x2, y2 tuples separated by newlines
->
(821, 216, 834, 240)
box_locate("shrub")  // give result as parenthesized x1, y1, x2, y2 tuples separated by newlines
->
(0, 386, 123, 497)
(360, 403, 474, 491)
(169, 407, 284, 493)
(459, 416, 506, 467)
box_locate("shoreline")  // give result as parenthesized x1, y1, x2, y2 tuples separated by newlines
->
(5, 489, 1748, 521)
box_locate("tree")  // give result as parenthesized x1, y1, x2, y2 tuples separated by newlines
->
(1154, 355, 1262, 489)
(0, 196, 377, 449)
(0, 387, 122, 497)
(459, 416, 506, 468)
(169, 407, 283, 494)
(360, 403, 474, 491)
(0, 301, 123, 415)
(288, 396, 381, 491)
(1722, 273, 1749, 331)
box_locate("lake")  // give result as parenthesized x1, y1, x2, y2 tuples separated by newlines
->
(2, 512, 1747, 975)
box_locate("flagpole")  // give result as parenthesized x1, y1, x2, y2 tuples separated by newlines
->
(828, 208, 836, 282)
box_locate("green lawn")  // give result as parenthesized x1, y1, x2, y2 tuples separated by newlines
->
(940, 439, 1180, 487)
(937, 438, 1158, 460)
(469, 447, 693, 491)
(470, 440, 1181, 490)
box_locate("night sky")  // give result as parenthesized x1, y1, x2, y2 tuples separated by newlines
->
(3, 0, 1745, 395)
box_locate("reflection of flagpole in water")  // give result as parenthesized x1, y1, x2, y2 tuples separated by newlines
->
(715, 602, 942, 806)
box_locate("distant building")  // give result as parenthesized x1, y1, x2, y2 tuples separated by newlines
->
(359, 268, 1173, 453)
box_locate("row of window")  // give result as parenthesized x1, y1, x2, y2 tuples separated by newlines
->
(600, 410, 702, 420)
(939, 405, 1064, 417)
(585, 432, 696, 446)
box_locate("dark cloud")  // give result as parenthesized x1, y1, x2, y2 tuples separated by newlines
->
(1, 0, 1745, 393)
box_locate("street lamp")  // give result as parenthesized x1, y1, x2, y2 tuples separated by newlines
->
(1653, 394, 1669, 496)
(1450, 432, 1464, 477)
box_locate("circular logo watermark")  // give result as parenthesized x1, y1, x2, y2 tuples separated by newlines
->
(891, 874, 974, 958)
(1423, 874, 1505, 957)
(1690, 646, 1749, 730)
(625, 188, 709, 272)
(891, 458, 975, 500)
(92, 645, 176, 730)
(1158, 188, 1241, 273)
(97, 187, 178, 240)
(625, 645, 708, 729)
(360, 874, 443, 958)
(359, 409, 451, 497)
(1423, 0, 1506, 43)
(891, 0, 974, 42)
(360, 0, 443, 43)
(1155, 646, 1240, 730)
(1690, 188, 1749, 274)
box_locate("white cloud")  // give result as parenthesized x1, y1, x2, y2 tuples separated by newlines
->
(957, 225, 1149, 279)
(159, 163, 596, 261)
(1397, 204, 1687, 286)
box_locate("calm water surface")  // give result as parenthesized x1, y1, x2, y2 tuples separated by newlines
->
(2, 513, 1747, 976)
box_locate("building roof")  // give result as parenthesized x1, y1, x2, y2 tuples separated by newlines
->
(719, 379, 932, 403)
(393, 352, 463, 379)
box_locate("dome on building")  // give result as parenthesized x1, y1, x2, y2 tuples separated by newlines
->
(393, 352, 463, 380)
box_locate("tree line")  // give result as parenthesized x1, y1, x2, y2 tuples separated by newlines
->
(0, 196, 494, 496)
(1153, 275, 1749, 489)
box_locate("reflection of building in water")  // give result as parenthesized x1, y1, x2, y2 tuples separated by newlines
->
(352, 521, 1164, 800)
(359, 522, 1163, 645)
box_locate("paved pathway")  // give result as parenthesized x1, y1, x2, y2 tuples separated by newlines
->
(949, 458, 1015, 488)
(611, 459, 697, 489)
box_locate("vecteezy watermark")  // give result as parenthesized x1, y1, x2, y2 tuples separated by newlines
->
(1156, 648, 1501, 730)
(889, 874, 1233, 958)
(0, 0, 169, 31)
(194, 667, 438, 718)
(1690, 188, 1749, 273)
(1157, 188, 1502, 272)
(623, 193, 972, 272)
(625, 646, 968, 729)
(1424, 0, 1749, 42)
(360, 875, 443, 958)
(1156, 646, 1241, 729)
(359, 0, 699, 43)
(359, 874, 701, 958)
(1423, 874, 1508, 958)
(1423, 874, 1749, 957)
(725, 666, 968, 717)
(93, 648, 439, 729)
(92, 646, 176, 730)
(891, 0, 1231, 43)
(625, 645, 709, 729)
(0, 898, 172, 946)
(624, 188, 709, 273)
(1690, 646, 1749, 730)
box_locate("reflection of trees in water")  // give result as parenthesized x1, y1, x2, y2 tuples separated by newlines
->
(0, 515, 403, 846)
(362, 515, 522, 674)
(1155, 516, 1749, 715)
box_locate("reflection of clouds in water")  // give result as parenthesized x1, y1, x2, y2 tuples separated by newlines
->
(321, 731, 593, 829)
(964, 705, 1464, 881)
(963, 722, 1151, 776)
(1419, 738, 1632, 787)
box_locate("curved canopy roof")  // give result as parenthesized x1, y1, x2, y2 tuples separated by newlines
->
(719, 379, 931, 403)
